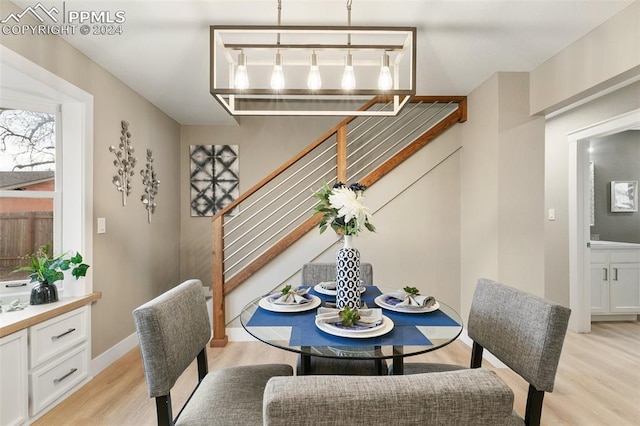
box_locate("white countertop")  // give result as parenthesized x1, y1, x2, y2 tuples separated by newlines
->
(0, 292, 101, 338)
(590, 240, 640, 249)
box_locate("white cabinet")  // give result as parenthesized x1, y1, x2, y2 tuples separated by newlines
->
(0, 304, 91, 425)
(591, 245, 640, 316)
(28, 306, 90, 418)
(0, 330, 28, 426)
(0, 294, 97, 425)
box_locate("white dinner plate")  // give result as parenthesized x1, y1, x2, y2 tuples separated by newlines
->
(374, 294, 440, 314)
(313, 283, 366, 296)
(258, 294, 321, 313)
(315, 315, 394, 338)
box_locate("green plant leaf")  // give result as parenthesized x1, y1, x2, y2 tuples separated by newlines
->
(72, 264, 90, 279)
(12, 243, 89, 284)
(403, 286, 420, 295)
(281, 284, 292, 295)
(338, 306, 360, 327)
(70, 253, 83, 264)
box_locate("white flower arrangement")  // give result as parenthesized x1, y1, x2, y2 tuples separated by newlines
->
(312, 182, 375, 236)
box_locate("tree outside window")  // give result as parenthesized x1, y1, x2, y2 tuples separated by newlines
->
(0, 108, 56, 281)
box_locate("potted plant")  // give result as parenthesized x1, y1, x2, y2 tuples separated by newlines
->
(13, 243, 90, 305)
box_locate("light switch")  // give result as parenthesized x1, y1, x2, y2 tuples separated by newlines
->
(97, 217, 106, 234)
(548, 209, 555, 221)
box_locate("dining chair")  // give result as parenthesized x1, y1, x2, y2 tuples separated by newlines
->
(133, 279, 293, 426)
(298, 262, 388, 375)
(398, 278, 571, 426)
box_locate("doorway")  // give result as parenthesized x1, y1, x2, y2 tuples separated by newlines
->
(568, 108, 640, 332)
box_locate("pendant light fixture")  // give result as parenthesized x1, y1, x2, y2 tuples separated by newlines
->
(270, 0, 285, 90)
(377, 51, 392, 90)
(341, 53, 356, 90)
(210, 0, 416, 116)
(234, 51, 249, 90)
(270, 52, 285, 90)
(307, 52, 322, 90)
(341, 0, 356, 91)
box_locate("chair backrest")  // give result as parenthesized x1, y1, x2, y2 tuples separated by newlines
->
(468, 278, 571, 393)
(301, 262, 373, 286)
(133, 279, 210, 398)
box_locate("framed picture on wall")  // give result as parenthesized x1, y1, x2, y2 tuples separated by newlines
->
(610, 181, 638, 212)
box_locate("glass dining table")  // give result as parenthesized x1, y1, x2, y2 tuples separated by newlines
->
(239, 284, 463, 375)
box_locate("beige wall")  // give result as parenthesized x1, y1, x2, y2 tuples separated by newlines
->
(497, 73, 546, 296)
(544, 81, 640, 305)
(460, 72, 545, 319)
(529, 1, 640, 307)
(304, 124, 463, 312)
(530, 1, 640, 115)
(1, 2, 181, 357)
(460, 74, 500, 319)
(179, 116, 342, 287)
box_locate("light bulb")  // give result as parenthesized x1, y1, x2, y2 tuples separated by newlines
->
(378, 53, 392, 91)
(270, 52, 285, 90)
(341, 53, 356, 91)
(307, 52, 322, 90)
(234, 52, 249, 90)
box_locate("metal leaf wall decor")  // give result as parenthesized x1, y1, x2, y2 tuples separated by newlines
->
(141, 148, 160, 223)
(109, 120, 137, 206)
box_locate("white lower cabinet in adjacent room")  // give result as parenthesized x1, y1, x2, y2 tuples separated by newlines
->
(591, 245, 640, 317)
(0, 329, 28, 426)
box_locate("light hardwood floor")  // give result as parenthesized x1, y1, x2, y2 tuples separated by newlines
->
(34, 321, 640, 426)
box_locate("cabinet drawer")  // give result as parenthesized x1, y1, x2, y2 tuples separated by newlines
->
(29, 344, 88, 417)
(610, 250, 640, 263)
(29, 306, 88, 368)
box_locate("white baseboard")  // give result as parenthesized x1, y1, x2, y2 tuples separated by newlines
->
(90, 332, 138, 376)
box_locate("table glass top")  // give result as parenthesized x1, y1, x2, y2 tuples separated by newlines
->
(240, 285, 463, 361)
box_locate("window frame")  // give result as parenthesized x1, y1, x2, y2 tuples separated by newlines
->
(1, 45, 94, 298)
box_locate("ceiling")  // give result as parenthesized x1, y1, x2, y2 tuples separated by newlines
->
(11, 0, 636, 125)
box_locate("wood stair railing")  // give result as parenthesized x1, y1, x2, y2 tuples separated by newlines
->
(210, 95, 467, 346)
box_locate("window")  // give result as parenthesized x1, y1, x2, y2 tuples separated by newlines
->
(1, 46, 93, 298)
(0, 104, 60, 285)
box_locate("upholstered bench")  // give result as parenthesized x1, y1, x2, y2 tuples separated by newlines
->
(263, 368, 523, 425)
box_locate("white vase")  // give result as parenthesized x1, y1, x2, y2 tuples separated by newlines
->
(335, 235, 361, 309)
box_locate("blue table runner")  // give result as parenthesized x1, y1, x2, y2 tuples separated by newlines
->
(246, 286, 460, 347)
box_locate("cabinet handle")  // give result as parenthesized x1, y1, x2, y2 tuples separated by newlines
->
(612, 268, 618, 281)
(52, 328, 76, 341)
(5, 282, 27, 288)
(53, 368, 78, 385)
(602, 268, 608, 281)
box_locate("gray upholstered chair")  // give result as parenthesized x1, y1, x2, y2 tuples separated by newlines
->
(133, 279, 293, 426)
(399, 278, 571, 426)
(297, 262, 387, 375)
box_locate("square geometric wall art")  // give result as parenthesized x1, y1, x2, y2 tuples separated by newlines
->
(190, 145, 239, 217)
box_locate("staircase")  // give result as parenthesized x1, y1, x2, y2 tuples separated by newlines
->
(210, 96, 467, 346)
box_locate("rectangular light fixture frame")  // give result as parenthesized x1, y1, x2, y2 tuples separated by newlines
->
(210, 25, 416, 116)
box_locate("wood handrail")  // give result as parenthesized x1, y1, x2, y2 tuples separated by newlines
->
(360, 108, 464, 188)
(210, 96, 467, 346)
